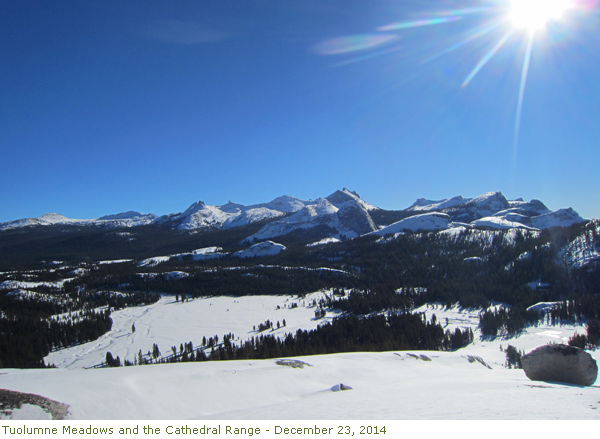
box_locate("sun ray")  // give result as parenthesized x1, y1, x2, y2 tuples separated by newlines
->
(461, 30, 514, 88)
(512, 31, 535, 185)
(422, 21, 502, 64)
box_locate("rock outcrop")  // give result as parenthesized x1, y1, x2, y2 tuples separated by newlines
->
(521, 344, 598, 386)
(331, 383, 352, 392)
(0, 388, 69, 420)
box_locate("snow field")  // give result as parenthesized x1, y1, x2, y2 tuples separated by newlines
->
(4, 349, 600, 419)
(1, 296, 598, 419)
(45, 291, 339, 369)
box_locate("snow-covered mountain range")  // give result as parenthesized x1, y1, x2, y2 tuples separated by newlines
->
(0, 190, 585, 242)
(0, 211, 157, 230)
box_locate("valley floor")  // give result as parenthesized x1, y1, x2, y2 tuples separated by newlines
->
(1, 296, 599, 420)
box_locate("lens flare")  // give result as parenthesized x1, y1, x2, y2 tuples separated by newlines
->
(377, 16, 462, 32)
(310, 34, 398, 55)
(309, 0, 593, 175)
(422, 21, 502, 64)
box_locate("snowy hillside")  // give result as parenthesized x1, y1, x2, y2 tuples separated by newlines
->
(470, 216, 537, 230)
(1, 299, 599, 420)
(531, 208, 584, 229)
(372, 212, 452, 235)
(233, 241, 287, 258)
(562, 219, 600, 269)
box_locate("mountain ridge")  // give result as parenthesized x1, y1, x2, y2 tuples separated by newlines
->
(0, 189, 586, 241)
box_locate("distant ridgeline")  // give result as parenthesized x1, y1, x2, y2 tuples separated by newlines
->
(0, 191, 598, 368)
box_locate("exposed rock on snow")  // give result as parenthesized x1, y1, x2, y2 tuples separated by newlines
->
(405, 353, 432, 361)
(0, 388, 69, 420)
(521, 344, 598, 386)
(275, 359, 312, 369)
(467, 355, 493, 369)
(331, 383, 353, 392)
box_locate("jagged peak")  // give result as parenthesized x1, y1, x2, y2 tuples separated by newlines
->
(183, 200, 207, 211)
(325, 188, 378, 211)
(326, 188, 361, 206)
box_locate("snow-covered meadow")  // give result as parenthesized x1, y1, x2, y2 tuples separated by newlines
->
(44, 292, 337, 369)
(1, 296, 599, 420)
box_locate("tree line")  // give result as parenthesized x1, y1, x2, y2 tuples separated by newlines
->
(103, 312, 474, 367)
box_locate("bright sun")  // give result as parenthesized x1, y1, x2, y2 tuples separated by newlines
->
(509, 0, 574, 32)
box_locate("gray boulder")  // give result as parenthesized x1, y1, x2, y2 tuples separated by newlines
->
(521, 344, 598, 386)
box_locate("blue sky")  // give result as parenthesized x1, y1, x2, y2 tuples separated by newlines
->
(1, 0, 599, 222)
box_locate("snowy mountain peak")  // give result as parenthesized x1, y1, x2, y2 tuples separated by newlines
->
(98, 211, 157, 221)
(174, 201, 230, 230)
(38, 213, 70, 222)
(325, 188, 362, 207)
(465, 191, 509, 210)
(507, 199, 550, 216)
(407, 196, 469, 212)
(181, 201, 207, 214)
(308, 199, 339, 216)
(244, 191, 378, 243)
(531, 208, 584, 229)
(263, 195, 308, 213)
(325, 188, 377, 212)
